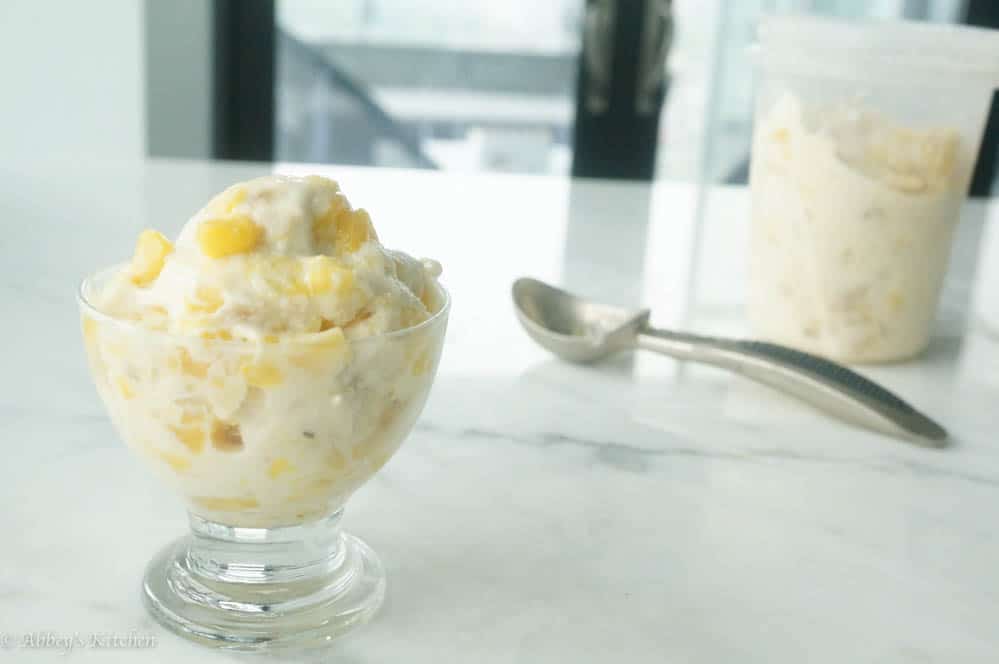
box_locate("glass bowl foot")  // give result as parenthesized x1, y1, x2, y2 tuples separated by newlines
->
(141, 511, 385, 651)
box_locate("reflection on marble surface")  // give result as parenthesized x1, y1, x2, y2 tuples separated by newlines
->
(1, 158, 998, 662)
(972, 199, 999, 336)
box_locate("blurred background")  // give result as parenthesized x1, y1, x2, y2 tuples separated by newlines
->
(1, 0, 996, 193)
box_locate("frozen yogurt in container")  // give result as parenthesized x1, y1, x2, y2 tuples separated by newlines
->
(748, 16, 999, 363)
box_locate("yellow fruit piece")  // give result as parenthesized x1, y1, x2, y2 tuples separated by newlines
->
(263, 334, 280, 344)
(115, 375, 136, 400)
(223, 187, 246, 212)
(336, 209, 374, 254)
(176, 347, 208, 378)
(105, 342, 127, 357)
(192, 496, 259, 511)
(180, 410, 204, 426)
(305, 258, 332, 293)
(206, 186, 248, 216)
(221, 187, 247, 212)
(304, 256, 354, 296)
(313, 194, 350, 247)
(241, 361, 283, 387)
(210, 419, 243, 452)
(81, 316, 98, 343)
(419, 288, 435, 311)
(169, 425, 205, 454)
(203, 329, 235, 342)
(187, 285, 224, 314)
(336, 269, 355, 295)
(197, 215, 263, 258)
(268, 458, 292, 479)
(156, 450, 191, 473)
(412, 351, 430, 376)
(129, 230, 174, 286)
(251, 256, 309, 295)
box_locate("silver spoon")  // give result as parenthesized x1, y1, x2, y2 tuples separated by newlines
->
(512, 277, 947, 447)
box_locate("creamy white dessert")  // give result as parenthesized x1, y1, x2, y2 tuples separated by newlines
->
(81, 176, 447, 527)
(748, 93, 962, 363)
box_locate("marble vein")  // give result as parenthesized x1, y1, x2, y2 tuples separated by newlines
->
(418, 421, 999, 488)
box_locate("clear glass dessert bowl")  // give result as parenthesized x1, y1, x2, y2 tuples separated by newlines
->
(78, 265, 449, 651)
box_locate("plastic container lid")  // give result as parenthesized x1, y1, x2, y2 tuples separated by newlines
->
(756, 15, 999, 85)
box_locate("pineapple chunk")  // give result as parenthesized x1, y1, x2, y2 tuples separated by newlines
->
(200, 329, 233, 341)
(115, 375, 136, 400)
(225, 188, 248, 212)
(241, 360, 283, 387)
(305, 256, 354, 296)
(304, 257, 332, 295)
(249, 256, 309, 296)
(172, 347, 208, 378)
(411, 350, 430, 376)
(197, 215, 263, 258)
(337, 209, 375, 254)
(187, 285, 224, 314)
(169, 425, 205, 454)
(155, 450, 191, 473)
(210, 419, 243, 452)
(180, 410, 204, 426)
(81, 316, 98, 343)
(129, 230, 174, 286)
(205, 185, 248, 216)
(267, 458, 292, 479)
(313, 193, 351, 247)
(419, 287, 435, 311)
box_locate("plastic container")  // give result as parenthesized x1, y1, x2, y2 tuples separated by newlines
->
(747, 15, 999, 363)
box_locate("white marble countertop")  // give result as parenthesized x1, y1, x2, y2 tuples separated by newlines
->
(2, 158, 999, 663)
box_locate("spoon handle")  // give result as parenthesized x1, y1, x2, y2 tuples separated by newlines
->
(636, 327, 947, 446)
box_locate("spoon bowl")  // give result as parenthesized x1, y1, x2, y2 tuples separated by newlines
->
(512, 278, 648, 363)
